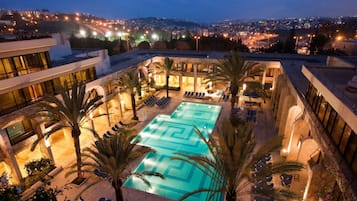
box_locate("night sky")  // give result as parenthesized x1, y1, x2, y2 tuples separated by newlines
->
(2, 0, 357, 23)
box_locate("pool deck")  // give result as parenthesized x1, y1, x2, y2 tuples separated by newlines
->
(51, 90, 284, 201)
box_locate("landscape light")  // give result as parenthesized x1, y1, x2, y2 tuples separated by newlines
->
(105, 31, 112, 38)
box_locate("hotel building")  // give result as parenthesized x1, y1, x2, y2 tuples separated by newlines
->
(0, 36, 356, 201)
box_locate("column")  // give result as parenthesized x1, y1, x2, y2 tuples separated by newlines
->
(32, 119, 55, 165)
(104, 97, 111, 127)
(193, 63, 197, 92)
(262, 69, 267, 86)
(0, 130, 23, 183)
(179, 75, 183, 90)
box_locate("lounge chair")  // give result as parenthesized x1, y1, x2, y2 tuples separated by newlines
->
(183, 91, 188, 97)
(94, 169, 109, 179)
(104, 132, 113, 138)
(144, 96, 156, 106)
(112, 125, 119, 132)
(119, 121, 130, 127)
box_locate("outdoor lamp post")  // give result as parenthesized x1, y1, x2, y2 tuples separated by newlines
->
(194, 36, 200, 51)
(293, 36, 303, 51)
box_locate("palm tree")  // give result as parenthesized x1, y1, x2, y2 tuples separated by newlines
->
(155, 57, 174, 98)
(79, 129, 164, 201)
(31, 81, 104, 179)
(117, 70, 141, 120)
(205, 51, 262, 112)
(172, 119, 304, 201)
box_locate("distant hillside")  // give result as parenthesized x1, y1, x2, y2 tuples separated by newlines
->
(126, 17, 201, 28)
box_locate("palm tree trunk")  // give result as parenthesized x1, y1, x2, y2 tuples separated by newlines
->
(115, 188, 124, 201)
(166, 75, 169, 98)
(226, 190, 237, 201)
(230, 84, 239, 112)
(113, 180, 124, 201)
(72, 127, 82, 178)
(230, 92, 237, 112)
(131, 93, 138, 120)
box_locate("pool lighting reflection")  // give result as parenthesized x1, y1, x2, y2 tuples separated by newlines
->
(141, 132, 158, 139)
(144, 158, 156, 167)
(148, 187, 156, 193)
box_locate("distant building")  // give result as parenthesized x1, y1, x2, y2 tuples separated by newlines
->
(333, 39, 357, 56)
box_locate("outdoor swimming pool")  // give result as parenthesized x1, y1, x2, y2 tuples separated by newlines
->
(123, 102, 223, 201)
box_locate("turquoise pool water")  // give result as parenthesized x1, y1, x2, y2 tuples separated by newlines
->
(123, 102, 223, 201)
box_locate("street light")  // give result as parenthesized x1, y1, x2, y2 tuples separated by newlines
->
(307, 34, 315, 55)
(151, 33, 159, 41)
(105, 31, 112, 38)
(92, 31, 98, 38)
(79, 29, 86, 37)
(194, 36, 200, 52)
(293, 36, 303, 51)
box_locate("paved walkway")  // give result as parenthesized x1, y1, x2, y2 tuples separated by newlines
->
(49, 90, 304, 201)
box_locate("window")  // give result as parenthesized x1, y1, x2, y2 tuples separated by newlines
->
(266, 68, 274, 77)
(186, 63, 193, 72)
(306, 84, 317, 105)
(340, 126, 352, 154)
(345, 133, 357, 164)
(322, 105, 331, 127)
(13, 56, 28, 75)
(317, 98, 327, 122)
(326, 110, 337, 134)
(6, 119, 34, 144)
(313, 95, 323, 114)
(331, 116, 345, 144)
(0, 92, 17, 114)
(43, 80, 55, 94)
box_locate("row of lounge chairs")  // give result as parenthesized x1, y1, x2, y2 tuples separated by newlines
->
(156, 97, 170, 107)
(246, 109, 257, 122)
(183, 91, 205, 99)
(100, 121, 131, 139)
(144, 96, 157, 106)
(93, 120, 132, 185)
(252, 153, 274, 201)
(144, 96, 170, 108)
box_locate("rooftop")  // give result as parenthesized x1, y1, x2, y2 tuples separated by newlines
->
(307, 66, 357, 110)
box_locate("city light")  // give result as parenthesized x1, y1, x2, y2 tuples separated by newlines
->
(105, 31, 112, 38)
(336, 35, 344, 41)
(79, 29, 86, 37)
(92, 31, 98, 37)
(117, 31, 124, 37)
(151, 33, 159, 40)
